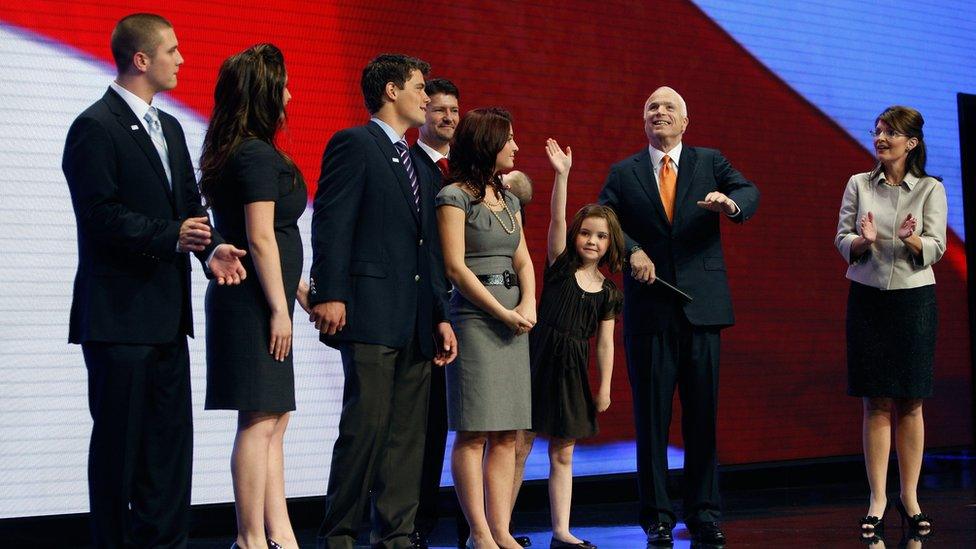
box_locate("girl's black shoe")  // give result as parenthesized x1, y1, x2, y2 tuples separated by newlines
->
(550, 539, 596, 549)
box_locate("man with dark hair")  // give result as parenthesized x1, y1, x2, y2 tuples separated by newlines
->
(412, 77, 459, 180)
(62, 12, 246, 548)
(310, 53, 457, 549)
(407, 76, 465, 549)
(600, 86, 758, 547)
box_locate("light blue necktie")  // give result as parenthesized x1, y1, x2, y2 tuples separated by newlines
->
(144, 107, 171, 187)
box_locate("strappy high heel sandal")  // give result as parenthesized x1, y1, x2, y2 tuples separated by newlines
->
(859, 501, 888, 536)
(895, 499, 932, 537)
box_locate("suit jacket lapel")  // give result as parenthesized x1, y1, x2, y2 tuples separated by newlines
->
(104, 89, 173, 203)
(367, 123, 421, 226)
(160, 114, 185, 211)
(631, 150, 669, 226)
(672, 146, 699, 227)
(418, 152, 436, 235)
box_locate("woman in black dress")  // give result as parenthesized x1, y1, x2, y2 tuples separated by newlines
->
(835, 106, 946, 539)
(200, 44, 307, 549)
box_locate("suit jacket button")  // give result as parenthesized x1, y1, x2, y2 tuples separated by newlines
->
(414, 275, 420, 282)
(418, 238, 424, 246)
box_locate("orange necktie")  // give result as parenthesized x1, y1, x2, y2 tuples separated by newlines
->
(659, 154, 676, 222)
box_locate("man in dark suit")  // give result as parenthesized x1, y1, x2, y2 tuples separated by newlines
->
(408, 77, 464, 549)
(62, 13, 246, 548)
(309, 54, 457, 549)
(599, 86, 758, 547)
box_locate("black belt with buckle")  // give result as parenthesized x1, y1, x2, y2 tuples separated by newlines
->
(477, 270, 519, 289)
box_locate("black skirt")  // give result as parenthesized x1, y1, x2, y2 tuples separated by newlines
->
(846, 281, 936, 398)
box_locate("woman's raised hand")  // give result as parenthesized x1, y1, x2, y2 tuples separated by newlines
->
(545, 138, 572, 175)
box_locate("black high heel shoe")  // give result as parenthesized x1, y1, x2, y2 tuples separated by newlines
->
(895, 499, 932, 534)
(859, 502, 888, 535)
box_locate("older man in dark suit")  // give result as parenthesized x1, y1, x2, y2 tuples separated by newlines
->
(62, 13, 246, 548)
(599, 86, 758, 547)
(309, 54, 457, 549)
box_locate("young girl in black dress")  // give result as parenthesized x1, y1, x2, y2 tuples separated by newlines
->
(518, 139, 624, 549)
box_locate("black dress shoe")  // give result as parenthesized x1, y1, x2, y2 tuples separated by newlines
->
(645, 522, 674, 546)
(515, 535, 533, 547)
(687, 522, 725, 545)
(409, 530, 430, 549)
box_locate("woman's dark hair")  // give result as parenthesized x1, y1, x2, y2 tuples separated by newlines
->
(871, 105, 938, 180)
(445, 107, 512, 201)
(552, 204, 625, 273)
(200, 43, 293, 203)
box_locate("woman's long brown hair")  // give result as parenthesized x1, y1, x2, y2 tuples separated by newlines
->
(443, 107, 512, 202)
(199, 43, 293, 204)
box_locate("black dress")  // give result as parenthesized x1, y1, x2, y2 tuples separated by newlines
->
(205, 139, 306, 412)
(530, 258, 622, 439)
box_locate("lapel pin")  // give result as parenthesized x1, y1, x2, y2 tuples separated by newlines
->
(392, 157, 400, 163)
(130, 125, 139, 130)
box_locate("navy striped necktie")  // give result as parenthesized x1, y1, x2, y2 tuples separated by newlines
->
(394, 139, 421, 212)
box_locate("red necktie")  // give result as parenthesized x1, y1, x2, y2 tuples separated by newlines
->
(436, 157, 449, 177)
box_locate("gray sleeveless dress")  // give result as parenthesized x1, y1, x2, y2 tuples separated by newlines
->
(435, 184, 531, 431)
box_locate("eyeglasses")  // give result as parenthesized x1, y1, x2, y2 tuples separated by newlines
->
(868, 129, 908, 138)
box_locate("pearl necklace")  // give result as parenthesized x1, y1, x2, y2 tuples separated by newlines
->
(467, 183, 518, 235)
(487, 200, 518, 235)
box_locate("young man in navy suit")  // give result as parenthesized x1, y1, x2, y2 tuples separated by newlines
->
(62, 13, 246, 548)
(600, 86, 759, 547)
(309, 54, 457, 549)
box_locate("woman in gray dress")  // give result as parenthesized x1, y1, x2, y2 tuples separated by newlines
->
(436, 107, 536, 549)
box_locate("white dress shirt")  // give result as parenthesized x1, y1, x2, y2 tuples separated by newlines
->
(416, 139, 448, 163)
(648, 141, 738, 217)
(110, 81, 171, 184)
(648, 142, 683, 191)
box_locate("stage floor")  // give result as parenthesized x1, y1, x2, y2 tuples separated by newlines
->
(185, 451, 975, 548)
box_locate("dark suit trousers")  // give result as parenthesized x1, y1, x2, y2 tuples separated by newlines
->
(82, 339, 192, 549)
(318, 340, 431, 549)
(414, 362, 447, 535)
(625, 311, 721, 528)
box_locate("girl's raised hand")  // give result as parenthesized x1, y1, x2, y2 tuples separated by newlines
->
(546, 138, 572, 175)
